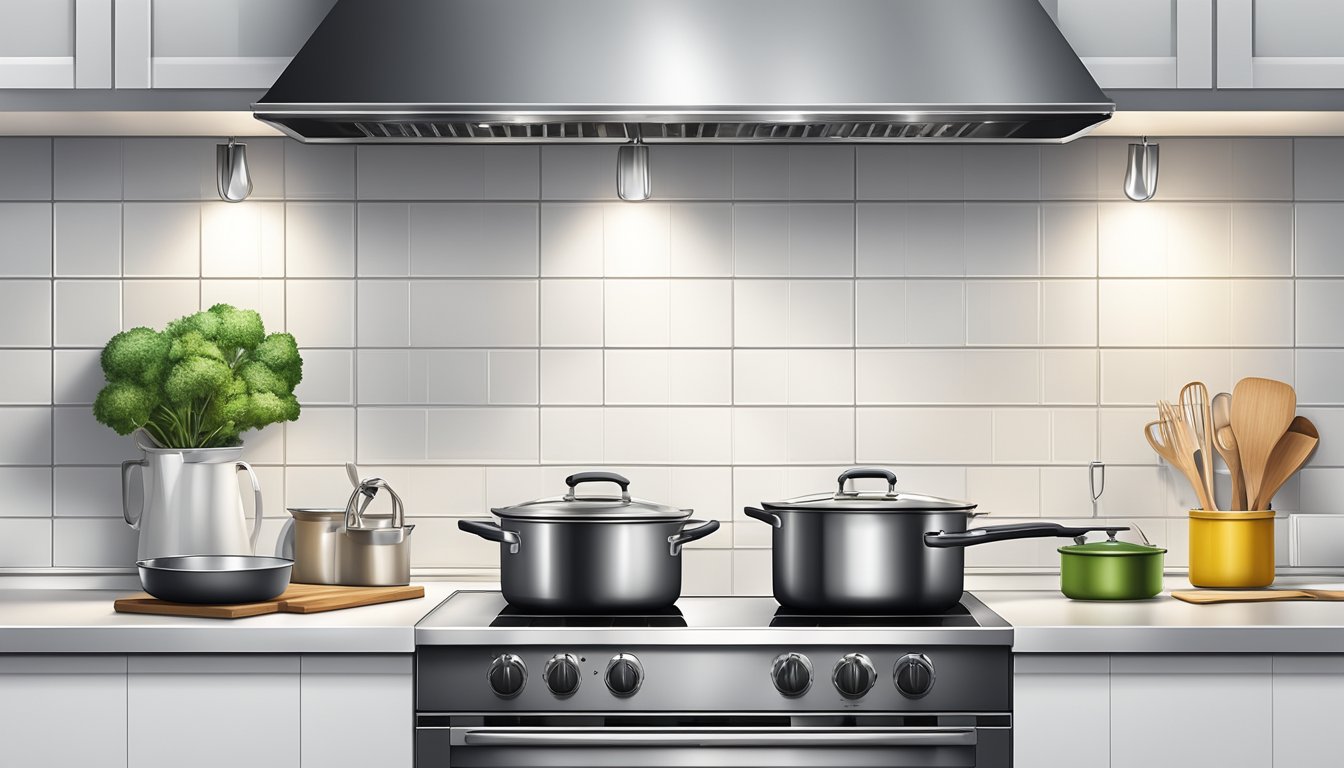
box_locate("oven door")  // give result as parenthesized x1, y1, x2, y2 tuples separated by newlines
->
(420, 726, 979, 768)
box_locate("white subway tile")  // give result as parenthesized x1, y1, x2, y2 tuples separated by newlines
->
(1231, 203, 1292, 277)
(0, 138, 51, 200)
(1299, 470, 1344, 514)
(53, 406, 128, 464)
(0, 203, 51, 277)
(787, 146, 855, 200)
(904, 203, 964, 276)
(672, 408, 733, 464)
(731, 549, 774, 595)
(669, 203, 733, 277)
(1295, 350, 1344, 406)
(604, 280, 670, 346)
(604, 202, 670, 277)
(604, 407, 670, 463)
(388, 466, 486, 517)
(356, 350, 416, 404)
(540, 204, 603, 276)
(1163, 348, 1232, 401)
(856, 408, 992, 463)
(52, 467, 114, 517)
(294, 349, 353, 405)
(356, 203, 409, 277)
(964, 350, 1040, 404)
(540, 349, 603, 404)
(1295, 203, 1344, 276)
(1294, 138, 1344, 201)
(854, 279, 906, 346)
(1232, 348, 1294, 387)
(1040, 466, 1094, 519)
(732, 204, 789, 276)
(1043, 349, 1098, 405)
(0, 280, 51, 347)
(0, 351, 49, 406)
(1098, 408, 1160, 465)
(238, 421, 284, 464)
(1300, 408, 1344, 467)
(906, 280, 965, 345)
(1100, 349, 1165, 405)
(53, 349, 101, 405)
(1166, 279, 1230, 347)
(966, 466, 1040, 517)
(733, 350, 787, 405)
(1052, 408, 1099, 462)
(52, 518, 134, 568)
(789, 204, 855, 277)
(730, 147, 788, 200)
(789, 281, 853, 347)
(670, 279, 732, 347)
(963, 203, 1039, 276)
(671, 466, 733, 522)
(201, 280, 285, 333)
(541, 279, 603, 346)
(284, 143, 355, 200)
(284, 407, 354, 464)
(121, 280, 198, 331)
(856, 350, 959, 404)
(682, 550, 733, 594)
(1229, 279, 1293, 346)
(1167, 204, 1231, 277)
(410, 280, 537, 347)
(197, 203, 282, 278)
(54, 280, 117, 346)
(1230, 139, 1293, 201)
(540, 408, 603, 464)
(605, 350, 670, 405)
(1098, 202, 1167, 277)
(732, 408, 788, 464)
(411, 203, 538, 277)
(122, 138, 213, 200)
(0, 407, 52, 465)
(284, 465, 351, 510)
(1296, 280, 1344, 347)
(540, 146, 618, 200)
(122, 202, 199, 277)
(287, 279, 355, 348)
(649, 146, 732, 200)
(992, 409, 1050, 463)
(54, 202, 120, 277)
(358, 145, 537, 200)
(1039, 140, 1097, 200)
(53, 138, 121, 200)
(787, 408, 854, 464)
(428, 408, 539, 463)
(1041, 279, 1097, 346)
(964, 146, 1040, 200)
(856, 146, 963, 200)
(286, 202, 356, 277)
(481, 147, 541, 198)
(669, 350, 732, 405)
(1153, 139, 1233, 201)
(786, 349, 854, 405)
(356, 408, 427, 463)
(1040, 202, 1097, 277)
(488, 350, 539, 405)
(1099, 280, 1166, 346)
(855, 203, 904, 277)
(966, 280, 1039, 345)
(1095, 466, 1167, 518)
(424, 350, 488, 403)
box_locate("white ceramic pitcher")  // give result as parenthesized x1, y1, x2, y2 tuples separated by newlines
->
(121, 436, 263, 561)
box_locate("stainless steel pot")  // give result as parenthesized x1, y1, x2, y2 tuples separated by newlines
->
(458, 472, 719, 612)
(745, 467, 1126, 614)
(136, 555, 293, 604)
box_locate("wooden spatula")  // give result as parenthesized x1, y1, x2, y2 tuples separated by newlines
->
(1254, 416, 1319, 511)
(1211, 392, 1247, 509)
(1231, 377, 1296, 513)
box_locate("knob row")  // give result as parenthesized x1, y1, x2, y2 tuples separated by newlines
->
(489, 653, 643, 698)
(772, 652, 935, 699)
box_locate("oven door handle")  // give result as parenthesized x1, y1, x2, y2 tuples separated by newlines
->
(458, 729, 977, 748)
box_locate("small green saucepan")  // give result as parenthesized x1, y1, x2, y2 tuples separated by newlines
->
(1058, 529, 1166, 600)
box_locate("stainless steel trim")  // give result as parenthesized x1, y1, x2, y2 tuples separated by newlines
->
(455, 728, 977, 748)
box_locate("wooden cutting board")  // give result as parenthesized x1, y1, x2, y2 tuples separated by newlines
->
(114, 583, 424, 619)
(1172, 589, 1344, 605)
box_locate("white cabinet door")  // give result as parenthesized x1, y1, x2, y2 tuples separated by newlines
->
(0, 655, 127, 768)
(128, 654, 300, 768)
(300, 655, 414, 768)
(114, 0, 336, 88)
(1109, 655, 1271, 768)
(0, 0, 111, 88)
(1014, 655, 1109, 768)
(1217, 0, 1344, 88)
(1273, 655, 1344, 766)
(1042, 0, 1213, 88)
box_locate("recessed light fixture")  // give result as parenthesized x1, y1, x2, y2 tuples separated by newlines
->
(1123, 136, 1159, 202)
(215, 138, 252, 203)
(616, 139, 651, 201)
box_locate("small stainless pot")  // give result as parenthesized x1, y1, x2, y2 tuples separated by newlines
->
(459, 472, 719, 612)
(338, 479, 414, 587)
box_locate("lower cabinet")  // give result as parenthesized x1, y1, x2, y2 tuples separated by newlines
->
(0, 655, 129, 768)
(1271, 656, 1344, 767)
(1013, 655, 1109, 768)
(300, 655, 414, 768)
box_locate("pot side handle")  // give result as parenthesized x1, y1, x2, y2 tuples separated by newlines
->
(121, 458, 148, 530)
(743, 507, 782, 528)
(668, 519, 720, 556)
(924, 522, 1129, 548)
(458, 519, 521, 554)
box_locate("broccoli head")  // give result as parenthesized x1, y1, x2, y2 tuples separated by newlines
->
(101, 327, 170, 387)
(92, 382, 157, 436)
(207, 304, 266, 353)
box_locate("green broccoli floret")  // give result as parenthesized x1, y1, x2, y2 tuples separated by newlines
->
(92, 307, 303, 449)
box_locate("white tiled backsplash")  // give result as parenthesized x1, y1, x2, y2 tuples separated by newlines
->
(1, 135, 1341, 590)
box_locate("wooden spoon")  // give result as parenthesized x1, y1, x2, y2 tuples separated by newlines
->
(1211, 393, 1246, 509)
(1179, 382, 1217, 510)
(1231, 377, 1297, 514)
(1151, 403, 1215, 511)
(1254, 416, 1319, 511)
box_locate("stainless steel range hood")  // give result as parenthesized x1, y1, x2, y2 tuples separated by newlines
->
(254, 0, 1113, 144)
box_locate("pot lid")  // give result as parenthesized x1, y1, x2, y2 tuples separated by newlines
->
(1058, 539, 1167, 556)
(761, 467, 978, 513)
(492, 472, 690, 521)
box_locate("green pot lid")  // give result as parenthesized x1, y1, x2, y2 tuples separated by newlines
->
(1058, 539, 1167, 556)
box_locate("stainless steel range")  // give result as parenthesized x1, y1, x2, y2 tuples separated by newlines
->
(414, 591, 1013, 768)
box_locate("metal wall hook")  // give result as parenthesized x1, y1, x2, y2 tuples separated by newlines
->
(1089, 461, 1105, 517)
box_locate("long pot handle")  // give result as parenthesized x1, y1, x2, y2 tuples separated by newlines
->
(743, 507, 782, 528)
(667, 519, 720, 556)
(235, 461, 264, 551)
(923, 522, 1129, 549)
(835, 466, 898, 496)
(564, 471, 631, 502)
(458, 519, 521, 554)
(121, 458, 148, 530)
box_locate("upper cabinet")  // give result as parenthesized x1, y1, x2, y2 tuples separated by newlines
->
(1217, 0, 1344, 88)
(113, 0, 335, 88)
(1041, 0, 1214, 89)
(0, 0, 112, 88)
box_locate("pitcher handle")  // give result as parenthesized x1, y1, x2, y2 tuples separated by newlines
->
(235, 461, 264, 551)
(121, 459, 148, 530)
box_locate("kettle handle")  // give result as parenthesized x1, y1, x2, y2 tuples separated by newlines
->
(121, 459, 148, 530)
(235, 461, 264, 551)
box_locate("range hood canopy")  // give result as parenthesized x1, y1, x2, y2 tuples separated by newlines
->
(255, 0, 1114, 144)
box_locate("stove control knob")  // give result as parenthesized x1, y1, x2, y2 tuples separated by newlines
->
(605, 653, 644, 697)
(771, 652, 813, 698)
(832, 653, 877, 699)
(545, 654, 582, 698)
(488, 653, 527, 699)
(894, 654, 935, 699)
